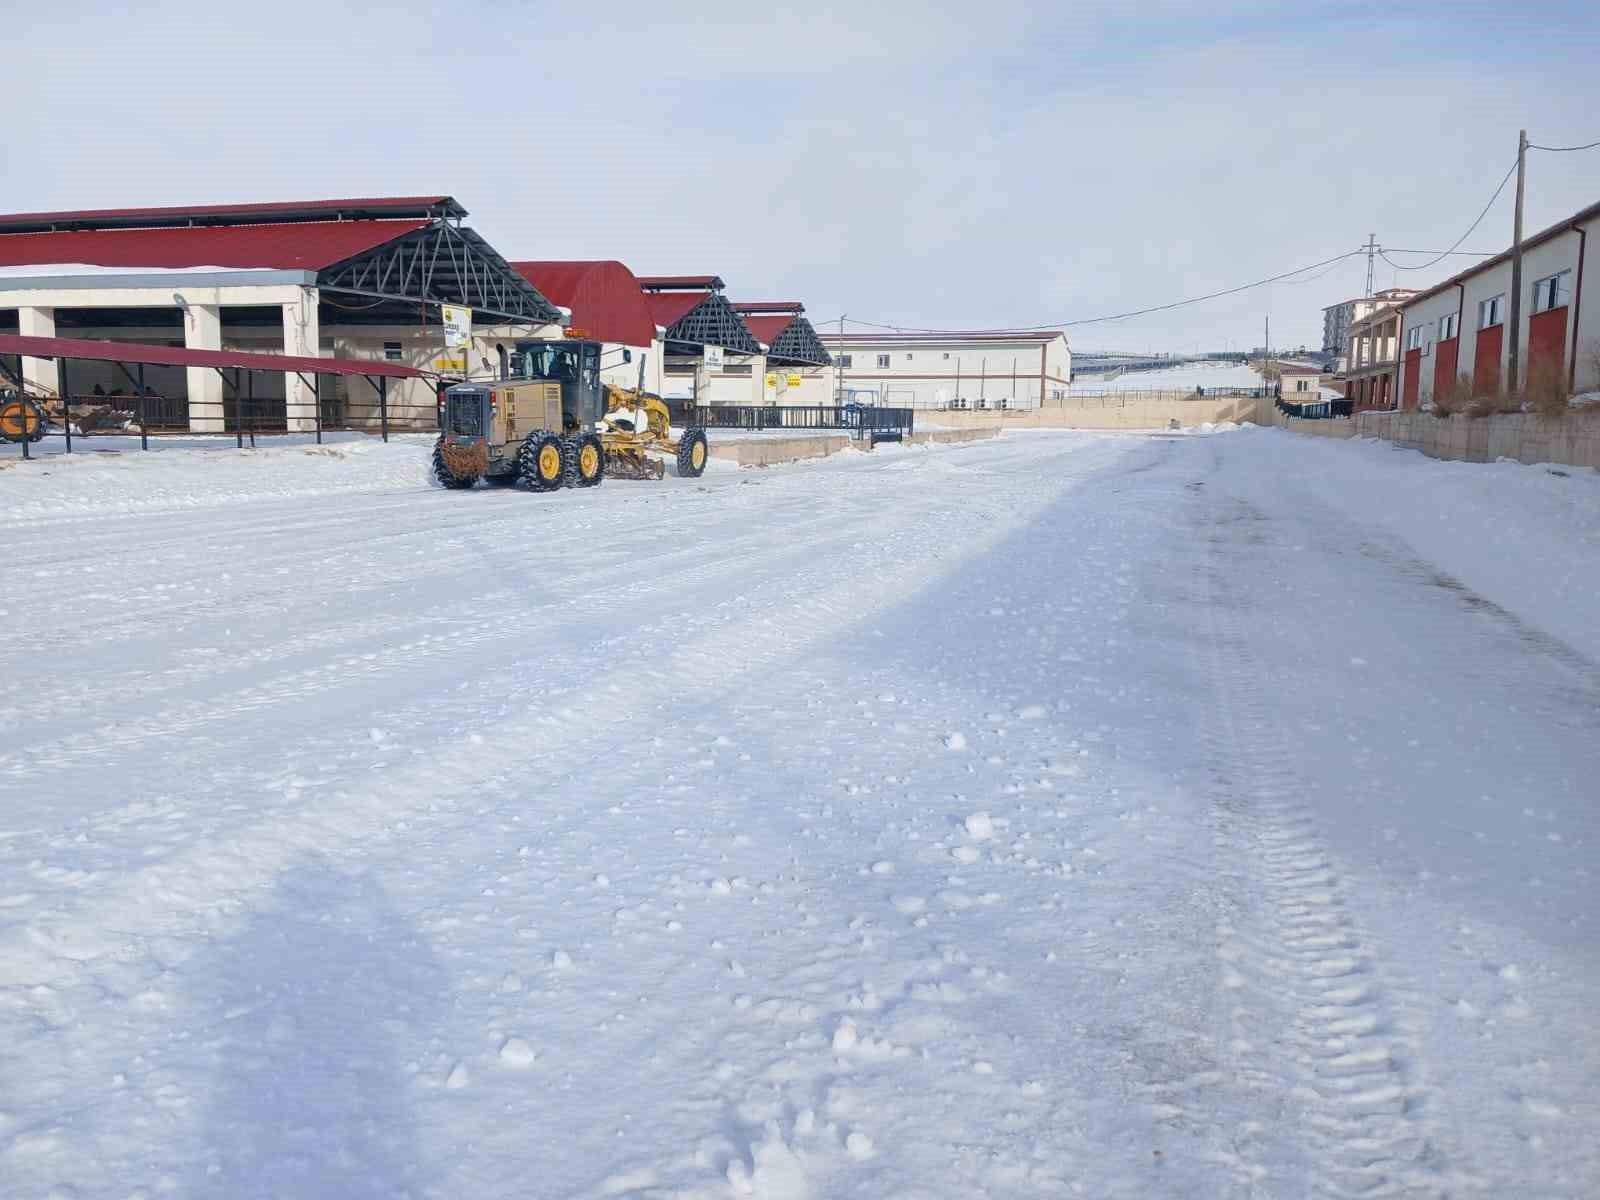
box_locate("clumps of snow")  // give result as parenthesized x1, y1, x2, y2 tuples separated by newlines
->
(1016, 704, 1047, 720)
(891, 895, 927, 915)
(869, 860, 895, 875)
(942, 731, 968, 752)
(445, 1061, 470, 1089)
(832, 1019, 858, 1052)
(550, 949, 573, 970)
(845, 1130, 875, 1159)
(964, 811, 996, 840)
(498, 1037, 538, 1069)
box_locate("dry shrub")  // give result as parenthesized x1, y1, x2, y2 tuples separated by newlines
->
(1431, 372, 1470, 417)
(1523, 359, 1572, 418)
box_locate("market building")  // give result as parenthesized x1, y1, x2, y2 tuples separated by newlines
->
(730, 302, 832, 404)
(0, 196, 562, 431)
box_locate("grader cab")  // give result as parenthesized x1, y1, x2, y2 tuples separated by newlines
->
(432, 338, 708, 491)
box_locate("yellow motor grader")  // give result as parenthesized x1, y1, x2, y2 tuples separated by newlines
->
(432, 338, 707, 490)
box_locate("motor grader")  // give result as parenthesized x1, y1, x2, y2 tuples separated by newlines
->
(432, 338, 708, 490)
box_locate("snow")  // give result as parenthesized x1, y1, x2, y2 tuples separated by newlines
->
(1, 429, 1597, 1197)
(1070, 359, 1263, 393)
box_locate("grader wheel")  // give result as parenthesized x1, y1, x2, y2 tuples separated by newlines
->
(1, 397, 46, 444)
(431, 438, 479, 489)
(519, 430, 566, 492)
(676, 427, 709, 478)
(569, 433, 605, 488)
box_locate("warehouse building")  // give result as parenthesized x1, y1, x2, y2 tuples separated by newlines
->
(1395, 197, 1599, 410)
(638, 276, 765, 404)
(817, 329, 1071, 409)
(731, 301, 832, 404)
(0, 197, 563, 431)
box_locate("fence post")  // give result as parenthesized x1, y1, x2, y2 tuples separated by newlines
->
(60, 359, 72, 453)
(313, 377, 322, 445)
(379, 376, 389, 442)
(137, 363, 148, 451)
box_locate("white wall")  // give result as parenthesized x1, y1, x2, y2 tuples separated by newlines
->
(820, 335, 1070, 409)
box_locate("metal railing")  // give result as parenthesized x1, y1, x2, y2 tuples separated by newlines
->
(8, 384, 444, 456)
(672, 403, 915, 438)
(1054, 387, 1273, 405)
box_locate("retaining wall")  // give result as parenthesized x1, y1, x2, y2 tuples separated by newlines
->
(1353, 409, 1600, 469)
(932, 392, 1274, 431)
(706, 426, 999, 467)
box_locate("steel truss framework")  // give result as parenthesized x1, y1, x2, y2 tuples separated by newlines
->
(317, 221, 562, 325)
(766, 316, 832, 366)
(664, 293, 762, 355)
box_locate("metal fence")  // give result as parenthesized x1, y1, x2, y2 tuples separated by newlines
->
(1057, 387, 1273, 405)
(672, 403, 915, 439)
(1276, 397, 1353, 420)
(5, 384, 445, 457)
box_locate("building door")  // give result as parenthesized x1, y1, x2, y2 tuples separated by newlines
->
(1433, 336, 1459, 401)
(1403, 350, 1421, 410)
(1474, 325, 1503, 396)
(1528, 308, 1568, 384)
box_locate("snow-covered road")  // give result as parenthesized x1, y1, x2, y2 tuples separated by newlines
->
(1, 430, 1595, 1198)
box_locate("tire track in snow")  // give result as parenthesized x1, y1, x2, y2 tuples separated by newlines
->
(1195, 492, 1476, 1198)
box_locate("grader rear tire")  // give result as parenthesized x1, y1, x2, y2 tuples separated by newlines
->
(431, 438, 478, 489)
(677, 427, 709, 478)
(0, 397, 46, 445)
(519, 430, 566, 492)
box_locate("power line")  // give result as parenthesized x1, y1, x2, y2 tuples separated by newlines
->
(1529, 138, 1600, 152)
(1379, 247, 1498, 257)
(819, 247, 1367, 335)
(1378, 159, 1517, 271)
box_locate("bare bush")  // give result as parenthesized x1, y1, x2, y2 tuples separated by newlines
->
(1523, 359, 1571, 418)
(1431, 372, 1470, 417)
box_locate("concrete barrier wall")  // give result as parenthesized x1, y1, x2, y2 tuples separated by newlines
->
(1353, 409, 1600, 469)
(706, 426, 998, 467)
(932, 392, 1274, 430)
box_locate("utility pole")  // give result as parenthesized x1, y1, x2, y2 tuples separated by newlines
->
(836, 313, 846, 404)
(1506, 129, 1528, 394)
(1363, 232, 1377, 299)
(1264, 314, 1270, 360)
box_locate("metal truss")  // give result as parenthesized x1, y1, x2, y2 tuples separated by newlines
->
(317, 221, 561, 325)
(766, 316, 832, 366)
(665, 293, 762, 355)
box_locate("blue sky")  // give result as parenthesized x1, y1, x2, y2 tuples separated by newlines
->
(12, 1, 1600, 350)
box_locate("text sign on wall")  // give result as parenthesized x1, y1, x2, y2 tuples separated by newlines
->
(704, 344, 725, 369)
(441, 305, 473, 349)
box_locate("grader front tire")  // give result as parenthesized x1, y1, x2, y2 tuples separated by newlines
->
(677, 427, 709, 478)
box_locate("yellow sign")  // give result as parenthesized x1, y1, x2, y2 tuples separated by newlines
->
(765, 373, 778, 388)
(434, 356, 466, 372)
(786, 374, 803, 388)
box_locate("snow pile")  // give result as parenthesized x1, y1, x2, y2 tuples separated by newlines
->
(1071, 360, 1263, 394)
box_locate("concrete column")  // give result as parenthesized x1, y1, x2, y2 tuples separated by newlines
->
(283, 289, 321, 433)
(17, 306, 60, 396)
(183, 303, 224, 433)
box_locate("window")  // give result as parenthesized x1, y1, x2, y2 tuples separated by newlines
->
(905, 353, 913, 361)
(718, 363, 753, 377)
(383, 341, 403, 362)
(1406, 327, 1423, 351)
(876, 354, 891, 369)
(1438, 312, 1458, 341)
(943, 352, 950, 360)
(1478, 294, 1504, 329)
(838, 354, 852, 368)
(1532, 270, 1572, 314)
(1294, 378, 1311, 392)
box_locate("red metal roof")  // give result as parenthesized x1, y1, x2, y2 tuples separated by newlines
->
(645, 291, 712, 329)
(638, 274, 725, 291)
(742, 315, 797, 348)
(511, 260, 657, 346)
(0, 333, 424, 378)
(0, 197, 461, 233)
(0, 220, 429, 272)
